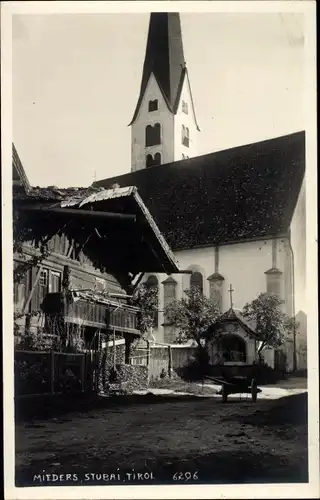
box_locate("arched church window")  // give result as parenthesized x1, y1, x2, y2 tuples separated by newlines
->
(182, 125, 190, 147)
(146, 123, 161, 147)
(148, 100, 158, 112)
(190, 271, 203, 293)
(145, 275, 159, 327)
(163, 276, 177, 323)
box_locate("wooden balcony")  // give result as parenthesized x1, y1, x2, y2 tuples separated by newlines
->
(42, 292, 140, 334)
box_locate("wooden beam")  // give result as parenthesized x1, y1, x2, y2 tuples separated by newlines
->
(23, 265, 43, 314)
(109, 293, 133, 299)
(22, 205, 137, 222)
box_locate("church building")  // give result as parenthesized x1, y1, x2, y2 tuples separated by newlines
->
(95, 13, 306, 372)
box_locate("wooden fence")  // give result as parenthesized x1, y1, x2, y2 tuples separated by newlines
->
(15, 344, 197, 396)
(130, 343, 197, 380)
(14, 350, 96, 397)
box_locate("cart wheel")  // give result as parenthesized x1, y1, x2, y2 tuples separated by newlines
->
(251, 378, 258, 403)
(222, 384, 228, 403)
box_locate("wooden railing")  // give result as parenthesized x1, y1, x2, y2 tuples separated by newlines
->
(43, 293, 139, 333)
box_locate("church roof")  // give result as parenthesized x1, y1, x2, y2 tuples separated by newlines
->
(94, 131, 305, 251)
(129, 13, 186, 124)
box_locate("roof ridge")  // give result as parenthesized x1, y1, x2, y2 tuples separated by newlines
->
(94, 130, 306, 187)
(92, 131, 305, 251)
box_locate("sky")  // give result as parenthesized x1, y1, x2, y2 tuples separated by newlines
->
(12, 11, 305, 188)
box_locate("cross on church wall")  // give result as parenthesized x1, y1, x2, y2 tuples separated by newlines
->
(228, 284, 235, 309)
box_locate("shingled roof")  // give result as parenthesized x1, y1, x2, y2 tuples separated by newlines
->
(94, 131, 305, 251)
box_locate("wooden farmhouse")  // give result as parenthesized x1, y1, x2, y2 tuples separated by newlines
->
(13, 144, 181, 358)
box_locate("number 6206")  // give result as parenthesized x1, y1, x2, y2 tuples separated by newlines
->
(172, 471, 199, 481)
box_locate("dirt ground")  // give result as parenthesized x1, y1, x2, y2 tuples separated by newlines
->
(15, 391, 308, 486)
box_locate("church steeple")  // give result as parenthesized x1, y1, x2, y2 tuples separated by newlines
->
(130, 13, 186, 122)
(130, 12, 199, 172)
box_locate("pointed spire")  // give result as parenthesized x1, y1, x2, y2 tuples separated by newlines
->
(130, 13, 186, 124)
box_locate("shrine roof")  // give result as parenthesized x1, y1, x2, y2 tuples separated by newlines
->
(94, 131, 305, 250)
(210, 307, 258, 338)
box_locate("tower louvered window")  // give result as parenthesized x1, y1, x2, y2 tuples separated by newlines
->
(146, 154, 153, 168)
(148, 99, 158, 112)
(146, 152, 161, 168)
(146, 123, 161, 147)
(182, 125, 189, 147)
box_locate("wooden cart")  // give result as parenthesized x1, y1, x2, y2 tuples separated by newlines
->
(205, 374, 261, 402)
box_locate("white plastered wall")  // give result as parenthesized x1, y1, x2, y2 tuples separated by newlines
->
(173, 73, 199, 161)
(131, 73, 174, 171)
(289, 178, 307, 370)
(144, 237, 298, 369)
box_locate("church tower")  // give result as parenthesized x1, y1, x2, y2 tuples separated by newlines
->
(129, 13, 200, 172)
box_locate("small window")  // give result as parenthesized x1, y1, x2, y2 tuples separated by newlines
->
(182, 101, 188, 114)
(182, 153, 185, 160)
(182, 125, 189, 147)
(148, 99, 158, 112)
(146, 123, 161, 147)
(50, 271, 61, 293)
(37, 268, 49, 305)
(39, 269, 49, 288)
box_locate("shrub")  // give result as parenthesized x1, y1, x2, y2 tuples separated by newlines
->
(251, 361, 286, 385)
(176, 348, 209, 382)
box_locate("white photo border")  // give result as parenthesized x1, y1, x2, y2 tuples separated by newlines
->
(2, 1, 318, 499)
